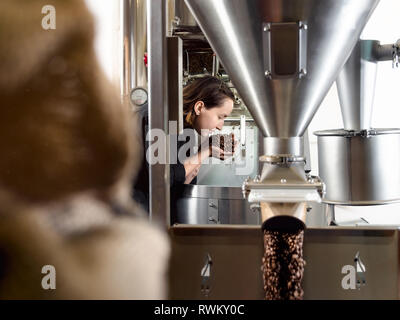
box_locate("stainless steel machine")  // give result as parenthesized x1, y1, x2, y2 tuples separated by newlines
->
(184, 0, 379, 226)
(316, 39, 400, 208)
(167, 0, 264, 226)
(127, 0, 400, 299)
(169, 0, 318, 227)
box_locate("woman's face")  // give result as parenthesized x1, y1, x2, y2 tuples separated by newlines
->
(193, 98, 234, 136)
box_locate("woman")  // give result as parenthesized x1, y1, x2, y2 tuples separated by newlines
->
(133, 75, 236, 211)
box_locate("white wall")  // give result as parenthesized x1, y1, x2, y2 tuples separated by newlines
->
(308, 0, 400, 225)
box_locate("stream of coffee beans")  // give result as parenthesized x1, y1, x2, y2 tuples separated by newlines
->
(261, 229, 305, 300)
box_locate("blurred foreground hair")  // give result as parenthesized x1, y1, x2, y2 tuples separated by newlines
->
(0, 0, 137, 204)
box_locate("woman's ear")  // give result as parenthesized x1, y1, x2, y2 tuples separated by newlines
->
(194, 101, 205, 116)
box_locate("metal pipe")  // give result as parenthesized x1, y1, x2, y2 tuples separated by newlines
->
(373, 40, 400, 62)
(134, 0, 148, 88)
(121, 0, 147, 100)
(212, 54, 220, 77)
(263, 137, 303, 157)
(260, 202, 307, 232)
(121, 0, 134, 98)
(337, 39, 400, 131)
(147, 0, 170, 225)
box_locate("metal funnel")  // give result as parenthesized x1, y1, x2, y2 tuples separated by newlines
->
(260, 202, 306, 232)
(185, 0, 379, 156)
(337, 41, 377, 131)
(337, 39, 400, 131)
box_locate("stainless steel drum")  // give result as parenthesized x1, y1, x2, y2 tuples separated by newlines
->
(171, 185, 260, 225)
(315, 129, 400, 205)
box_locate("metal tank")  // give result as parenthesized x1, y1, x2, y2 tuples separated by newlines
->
(171, 185, 260, 225)
(122, 0, 147, 102)
(316, 128, 400, 205)
(316, 39, 400, 205)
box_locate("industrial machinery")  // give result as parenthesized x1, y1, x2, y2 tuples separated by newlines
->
(168, 0, 263, 226)
(316, 38, 400, 224)
(183, 0, 381, 228)
(126, 0, 400, 299)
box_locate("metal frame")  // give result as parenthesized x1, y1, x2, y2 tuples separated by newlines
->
(121, 0, 147, 99)
(147, 0, 170, 226)
(262, 21, 308, 79)
(167, 36, 184, 135)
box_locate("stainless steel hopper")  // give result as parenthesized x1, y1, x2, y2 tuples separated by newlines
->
(184, 0, 380, 156)
(184, 0, 379, 226)
(315, 38, 400, 205)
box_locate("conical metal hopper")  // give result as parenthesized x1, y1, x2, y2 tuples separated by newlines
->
(185, 0, 379, 156)
(337, 39, 400, 131)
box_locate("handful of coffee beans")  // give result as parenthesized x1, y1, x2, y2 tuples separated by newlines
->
(209, 133, 235, 153)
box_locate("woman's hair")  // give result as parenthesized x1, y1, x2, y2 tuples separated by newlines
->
(183, 75, 235, 127)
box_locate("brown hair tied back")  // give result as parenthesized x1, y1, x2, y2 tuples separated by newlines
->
(183, 75, 235, 128)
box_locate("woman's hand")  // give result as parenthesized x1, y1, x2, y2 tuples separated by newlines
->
(184, 166, 200, 184)
(183, 146, 210, 184)
(182, 137, 238, 184)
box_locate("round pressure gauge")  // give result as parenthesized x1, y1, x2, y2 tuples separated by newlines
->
(130, 87, 148, 106)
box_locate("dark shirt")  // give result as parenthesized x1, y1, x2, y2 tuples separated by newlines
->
(132, 108, 197, 213)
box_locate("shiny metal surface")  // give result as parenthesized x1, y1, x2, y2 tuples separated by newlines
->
(171, 185, 260, 225)
(337, 40, 378, 131)
(169, 225, 400, 299)
(315, 128, 400, 136)
(167, 37, 184, 134)
(337, 39, 400, 131)
(316, 129, 400, 205)
(174, 0, 198, 27)
(147, 0, 170, 225)
(260, 202, 307, 231)
(121, 0, 147, 99)
(177, 184, 247, 200)
(263, 137, 303, 157)
(211, 54, 220, 77)
(304, 129, 311, 173)
(121, 0, 133, 98)
(184, 0, 379, 153)
(243, 157, 324, 203)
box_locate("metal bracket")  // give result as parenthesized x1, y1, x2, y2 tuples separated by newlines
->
(200, 253, 213, 297)
(262, 21, 308, 79)
(393, 39, 400, 68)
(354, 252, 366, 289)
(208, 199, 219, 224)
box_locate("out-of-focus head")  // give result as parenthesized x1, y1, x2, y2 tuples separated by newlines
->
(183, 75, 234, 136)
(0, 0, 137, 204)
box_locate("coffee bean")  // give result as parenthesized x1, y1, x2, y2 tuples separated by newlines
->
(262, 229, 305, 300)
